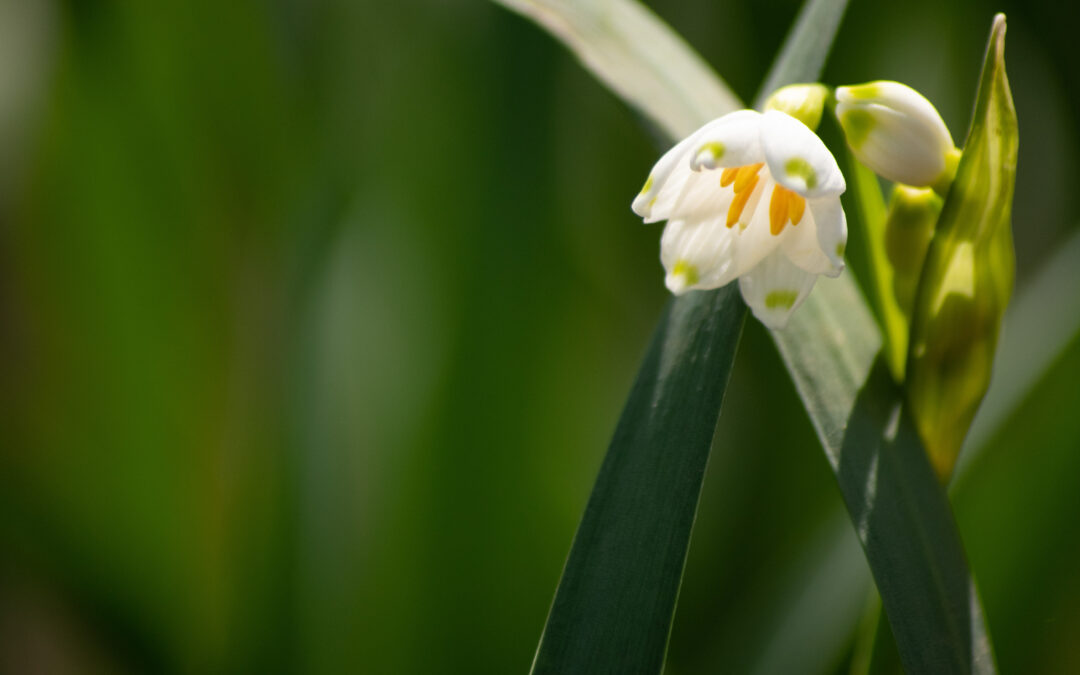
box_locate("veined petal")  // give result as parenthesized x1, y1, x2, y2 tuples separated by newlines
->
(632, 132, 697, 222)
(641, 162, 696, 224)
(760, 110, 845, 198)
(661, 164, 736, 225)
(810, 196, 847, 273)
(687, 110, 765, 171)
(781, 195, 846, 276)
(633, 116, 732, 222)
(725, 175, 783, 279)
(738, 250, 819, 329)
(660, 217, 737, 294)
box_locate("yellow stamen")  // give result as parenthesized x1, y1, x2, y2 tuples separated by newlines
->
(789, 191, 806, 225)
(768, 185, 807, 235)
(725, 163, 763, 228)
(720, 167, 739, 187)
(769, 186, 789, 236)
(734, 163, 764, 192)
(727, 176, 758, 228)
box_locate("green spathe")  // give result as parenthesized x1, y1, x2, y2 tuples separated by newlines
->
(906, 14, 1017, 481)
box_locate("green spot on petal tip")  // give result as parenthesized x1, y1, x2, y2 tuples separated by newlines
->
(765, 289, 798, 309)
(700, 141, 725, 161)
(672, 260, 699, 286)
(785, 158, 817, 190)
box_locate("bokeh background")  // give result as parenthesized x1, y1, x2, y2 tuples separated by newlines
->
(1, 0, 1078, 673)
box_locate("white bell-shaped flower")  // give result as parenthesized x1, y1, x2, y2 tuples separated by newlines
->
(835, 81, 958, 190)
(633, 109, 847, 329)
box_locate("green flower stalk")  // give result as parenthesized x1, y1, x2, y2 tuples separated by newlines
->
(906, 14, 1017, 480)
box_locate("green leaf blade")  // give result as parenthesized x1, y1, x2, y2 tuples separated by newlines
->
(494, 0, 742, 138)
(754, 0, 852, 107)
(774, 279, 997, 674)
(532, 286, 745, 674)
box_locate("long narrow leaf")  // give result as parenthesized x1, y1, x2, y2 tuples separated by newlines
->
(494, 0, 741, 139)
(773, 281, 995, 673)
(531, 286, 745, 673)
(493, 2, 748, 672)
(754, 0, 851, 107)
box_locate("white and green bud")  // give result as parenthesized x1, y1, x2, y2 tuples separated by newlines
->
(764, 83, 829, 131)
(835, 81, 959, 193)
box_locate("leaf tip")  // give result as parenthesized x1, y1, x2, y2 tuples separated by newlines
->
(991, 13, 1007, 60)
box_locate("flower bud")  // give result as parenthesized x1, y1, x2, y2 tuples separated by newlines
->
(885, 185, 941, 317)
(764, 83, 829, 131)
(836, 81, 958, 192)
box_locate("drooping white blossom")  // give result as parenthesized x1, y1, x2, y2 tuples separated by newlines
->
(633, 109, 847, 329)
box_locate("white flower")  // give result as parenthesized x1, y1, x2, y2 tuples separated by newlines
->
(835, 81, 958, 190)
(632, 109, 847, 329)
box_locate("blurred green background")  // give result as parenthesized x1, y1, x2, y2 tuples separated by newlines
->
(0, 0, 1078, 673)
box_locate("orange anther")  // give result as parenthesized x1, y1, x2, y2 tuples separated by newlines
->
(727, 173, 759, 228)
(769, 185, 789, 235)
(720, 167, 739, 187)
(734, 163, 764, 192)
(768, 185, 808, 235)
(789, 192, 806, 225)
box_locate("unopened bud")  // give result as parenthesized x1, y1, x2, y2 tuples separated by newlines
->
(764, 83, 829, 131)
(885, 186, 941, 317)
(836, 81, 958, 192)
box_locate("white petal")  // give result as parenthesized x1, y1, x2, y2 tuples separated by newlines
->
(760, 110, 845, 198)
(725, 174, 783, 279)
(738, 251, 819, 329)
(781, 195, 847, 276)
(659, 217, 737, 294)
(810, 196, 847, 274)
(686, 109, 765, 170)
(659, 164, 735, 225)
(632, 128, 702, 220)
(640, 161, 696, 224)
(632, 115, 734, 221)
